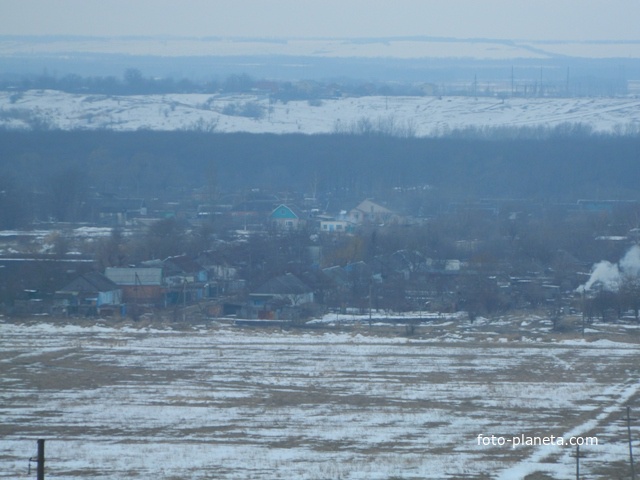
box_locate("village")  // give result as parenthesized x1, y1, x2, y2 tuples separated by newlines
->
(5, 6, 640, 479)
(2, 183, 639, 327)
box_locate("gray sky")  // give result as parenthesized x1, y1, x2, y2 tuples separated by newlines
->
(0, 0, 638, 41)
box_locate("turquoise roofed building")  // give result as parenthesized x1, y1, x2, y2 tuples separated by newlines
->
(269, 204, 306, 230)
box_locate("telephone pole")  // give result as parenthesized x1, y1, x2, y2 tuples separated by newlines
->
(628, 406, 636, 480)
(29, 439, 45, 480)
(37, 439, 44, 480)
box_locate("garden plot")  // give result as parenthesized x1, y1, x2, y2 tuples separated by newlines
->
(1, 320, 639, 479)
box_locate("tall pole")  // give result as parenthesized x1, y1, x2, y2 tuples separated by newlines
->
(368, 281, 372, 327)
(581, 290, 586, 337)
(183, 278, 187, 322)
(628, 406, 636, 480)
(36, 439, 45, 480)
(539, 66, 543, 97)
(511, 66, 514, 96)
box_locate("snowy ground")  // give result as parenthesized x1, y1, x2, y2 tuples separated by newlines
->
(2, 90, 640, 135)
(2, 315, 640, 479)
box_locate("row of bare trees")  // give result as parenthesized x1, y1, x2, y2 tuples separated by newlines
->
(583, 279, 640, 323)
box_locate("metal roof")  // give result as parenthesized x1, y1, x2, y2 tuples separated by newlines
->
(105, 267, 163, 286)
(59, 271, 119, 293)
(253, 273, 311, 295)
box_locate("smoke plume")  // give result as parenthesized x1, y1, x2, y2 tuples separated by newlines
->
(578, 245, 640, 293)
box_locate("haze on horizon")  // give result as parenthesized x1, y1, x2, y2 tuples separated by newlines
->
(1, 0, 639, 42)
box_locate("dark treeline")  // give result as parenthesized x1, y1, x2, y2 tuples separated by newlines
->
(2, 69, 426, 100)
(4, 68, 221, 96)
(2, 60, 631, 98)
(1, 130, 640, 227)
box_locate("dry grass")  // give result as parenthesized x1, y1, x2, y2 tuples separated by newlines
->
(2, 314, 640, 478)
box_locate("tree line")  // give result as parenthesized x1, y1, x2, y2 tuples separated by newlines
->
(2, 69, 425, 99)
(1, 130, 640, 228)
(2, 129, 640, 316)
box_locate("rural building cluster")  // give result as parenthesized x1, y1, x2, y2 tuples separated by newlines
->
(4, 187, 640, 326)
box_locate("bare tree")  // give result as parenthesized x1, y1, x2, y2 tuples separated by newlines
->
(619, 275, 640, 321)
(95, 227, 128, 270)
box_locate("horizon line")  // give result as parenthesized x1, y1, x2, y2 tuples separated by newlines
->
(2, 34, 640, 45)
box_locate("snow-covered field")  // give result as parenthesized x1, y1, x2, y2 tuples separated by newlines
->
(2, 90, 640, 135)
(2, 316, 640, 479)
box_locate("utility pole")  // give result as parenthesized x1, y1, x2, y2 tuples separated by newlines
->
(182, 278, 189, 322)
(628, 406, 636, 480)
(572, 443, 588, 480)
(37, 439, 44, 480)
(29, 439, 45, 480)
(368, 281, 372, 327)
(539, 66, 543, 97)
(511, 66, 514, 96)
(581, 290, 586, 337)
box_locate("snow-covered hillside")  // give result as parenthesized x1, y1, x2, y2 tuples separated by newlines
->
(2, 89, 640, 135)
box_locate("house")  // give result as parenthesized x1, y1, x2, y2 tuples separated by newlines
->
(347, 199, 399, 226)
(163, 255, 208, 282)
(270, 204, 306, 230)
(229, 191, 280, 230)
(372, 250, 428, 280)
(162, 255, 210, 303)
(91, 193, 147, 225)
(320, 219, 352, 233)
(322, 265, 351, 289)
(248, 273, 314, 319)
(321, 265, 352, 307)
(196, 251, 245, 294)
(105, 267, 165, 307)
(55, 271, 122, 316)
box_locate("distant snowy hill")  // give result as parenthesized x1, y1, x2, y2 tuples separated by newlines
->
(2, 36, 640, 60)
(2, 90, 640, 136)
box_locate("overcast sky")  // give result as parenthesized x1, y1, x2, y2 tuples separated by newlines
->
(1, 0, 638, 41)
